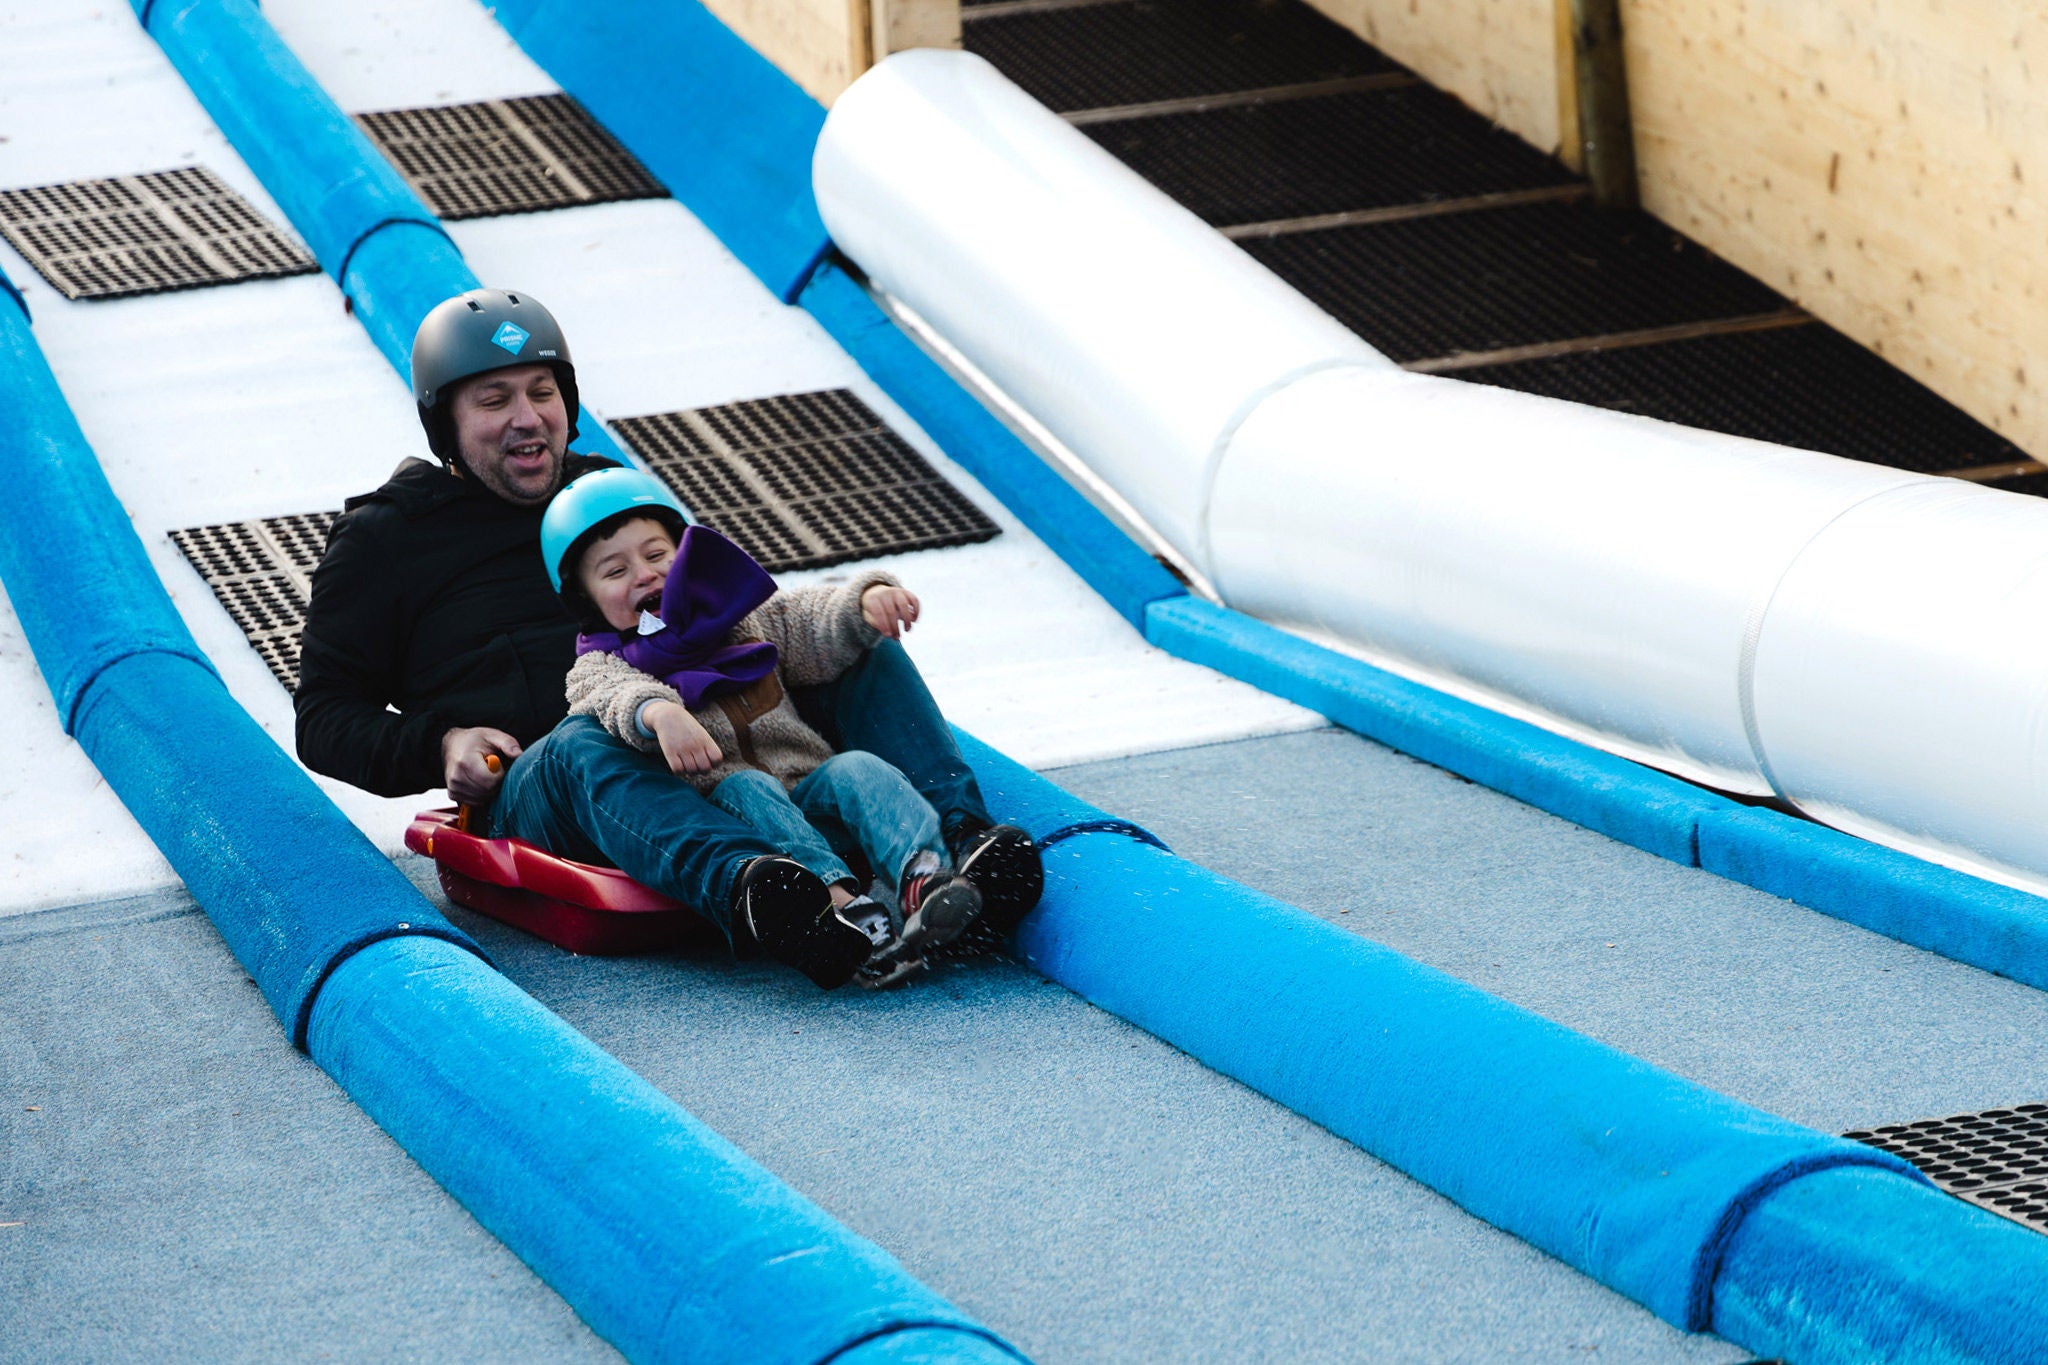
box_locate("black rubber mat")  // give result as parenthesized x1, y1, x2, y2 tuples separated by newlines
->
(1084, 84, 1578, 226)
(0, 166, 316, 301)
(355, 94, 665, 220)
(963, 0, 1399, 113)
(614, 389, 1001, 574)
(1453, 323, 2033, 475)
(170, 512, 336, 691)
(1241, 199, 1789, 363)
(1848, 1106, 2048, 1234)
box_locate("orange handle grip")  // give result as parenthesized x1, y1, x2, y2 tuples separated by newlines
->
(454, 752, 507, 834)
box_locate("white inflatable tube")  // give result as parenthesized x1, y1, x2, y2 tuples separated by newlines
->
(813, 49, 1390, 559)
(815, 50, 2048, 892)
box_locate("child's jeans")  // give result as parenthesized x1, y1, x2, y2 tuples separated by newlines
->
(711, 750, 947, 893)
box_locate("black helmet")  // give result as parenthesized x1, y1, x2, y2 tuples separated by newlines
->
(411, 287, 581, 465)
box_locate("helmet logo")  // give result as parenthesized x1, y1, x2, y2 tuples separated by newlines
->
(491, 321, 530, 355)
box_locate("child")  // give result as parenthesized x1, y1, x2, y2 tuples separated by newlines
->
(542, 467, 998, 987)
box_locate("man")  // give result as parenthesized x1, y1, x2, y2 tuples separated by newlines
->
(295, 287, 1039, 988)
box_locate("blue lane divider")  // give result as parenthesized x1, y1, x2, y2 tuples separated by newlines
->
(0, 266, 483, 1040)
(133, 0, 632, 466)
(948, 731, 1995, 1336)
(1145, 595, 1731, 864)
(313, 936, 1023, 1365)
(956, 731, 2048, 1354)
(475, 0, 2048, 1352)
(484, 0, 834, 303)
(2, 259, 1017, 1362)
(1710, 1166, 2048, 1365)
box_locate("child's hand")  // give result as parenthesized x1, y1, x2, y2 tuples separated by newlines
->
(647, 701, 723, 775)
(862, 584, 920, 639)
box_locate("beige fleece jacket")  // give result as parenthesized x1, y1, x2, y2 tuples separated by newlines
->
(565, 571, 899, 795)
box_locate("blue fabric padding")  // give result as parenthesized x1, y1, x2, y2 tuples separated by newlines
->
(310, 935, 1023, 1365)
(133, 0, 450, 283)
(1698, 805, 2048, 992)
(71, 653, 485, 1042)
(950, 730, 1169, 854)
(802, 263, 1188, 630)
(484, 0, 833, 302)
(0, 296, 219, 729)
(955, 740, 1925, 1331)
(0, 300, 482, 1045)
(1146, 595, 1733, 865)
(1711, 1165, 2048, 1363)
(134, 0, 636, 466)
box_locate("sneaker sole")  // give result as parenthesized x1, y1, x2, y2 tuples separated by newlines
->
(900, 881, 980, 952)
(955, 830, 1044, 933)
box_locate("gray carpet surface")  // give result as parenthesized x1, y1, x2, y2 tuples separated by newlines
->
(1, 788, 1766, 1363)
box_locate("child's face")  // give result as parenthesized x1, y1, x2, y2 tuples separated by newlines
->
(578, 517, 679, 631)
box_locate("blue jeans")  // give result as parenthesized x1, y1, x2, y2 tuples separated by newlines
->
(488, 642, 989, 945)
(712, 752, 947, 893)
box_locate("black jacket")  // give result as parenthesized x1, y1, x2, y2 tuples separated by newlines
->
(294, 454, 615, 797)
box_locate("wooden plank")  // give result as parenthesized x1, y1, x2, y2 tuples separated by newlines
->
(873, 0, 961, 59)
(699, 0, 865, 102)
(1622, 0, 2048, 462)
(1301, 0, 1564, 156)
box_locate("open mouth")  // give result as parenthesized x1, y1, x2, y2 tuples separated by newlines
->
(635, 591, 662, 616)
(504, 439, 549, 467)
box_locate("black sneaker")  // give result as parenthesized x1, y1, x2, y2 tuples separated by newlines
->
(733, 856, 872, 990)
(898, 870, 982, 952)
(949, 823, 1043, 935)
(853, 940, 929, 990)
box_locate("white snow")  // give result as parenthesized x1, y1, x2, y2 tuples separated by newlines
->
(0, 0, 1318, 917)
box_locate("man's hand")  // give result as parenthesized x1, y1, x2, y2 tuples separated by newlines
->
(862, 584, 920, 640)
(442, 726, 522, 804)
(647, 701, 723, 775)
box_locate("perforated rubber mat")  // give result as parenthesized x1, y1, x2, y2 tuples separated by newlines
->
(1452, 323, 2033, 475)
(615, 389, 1001, 573)
(0, 166, 316, 300)
(1084, 84, 1578, 227)
(1240, 200, 1790, 364)
(355, 94, 665, 220)
(962, 0, 1399, 113)
(170, 513, 336, 691)
(1848, 1106, 2048, 1233)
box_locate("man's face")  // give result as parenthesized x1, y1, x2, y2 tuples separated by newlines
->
(449, 363, 568, 506)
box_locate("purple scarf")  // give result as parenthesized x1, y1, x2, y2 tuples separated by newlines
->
(574, 525, 779, 707)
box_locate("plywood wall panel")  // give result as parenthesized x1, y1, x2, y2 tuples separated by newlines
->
(1306, 0, 1564, 154)
(1624, 0, 2048, 457)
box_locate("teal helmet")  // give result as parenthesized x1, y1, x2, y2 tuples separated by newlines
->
(541, 466, 690, 594)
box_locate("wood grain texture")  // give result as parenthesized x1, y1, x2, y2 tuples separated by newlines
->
(1623, 0, 2048, 457)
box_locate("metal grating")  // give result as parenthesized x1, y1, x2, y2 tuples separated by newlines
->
(1240, 199, 1790, 364)
(617, 390, 1001, 573)
(0, 166, 316, 301)
(1847, 1105, 2048, 1233)
(963, 0, 1400, 113)
(1453, 323, 2035, 478)
(1084, 84, 1578, 227)
(170, 512, 336, 692)
(355, 93, 665, 221)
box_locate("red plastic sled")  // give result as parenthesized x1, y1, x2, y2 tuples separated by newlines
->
(405, 808, 715, 955)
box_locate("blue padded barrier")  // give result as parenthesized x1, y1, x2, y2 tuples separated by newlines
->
(950, 731, 1927, 1333)
(133, 0, 632, 466)
(1146, 596, 1731, 864)
(0, 265, 482, 1044)
(484, 0, 834, 303)
(311, 936, 1023, 1365)
(1710, 1166, 2048, 1365)
(3, 246, 1011, 1365)
(802, 262, 1187, 630)
(1698, 806, 2048, 992)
